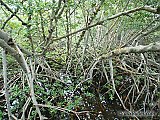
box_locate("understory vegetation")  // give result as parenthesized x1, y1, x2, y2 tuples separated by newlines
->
(0, 0, 160, 120)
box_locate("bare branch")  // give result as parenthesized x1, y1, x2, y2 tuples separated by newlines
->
(107, 6, 159, 20)
(100, 42, 160, 59)
(0, 30, 10, 42)
(2, 49, 12, 120)
(0, 38, 27, 71)
(0, 31, 45, 119)
(0, 0, 27, 26)
(109, 57, 127, 110)
(1, 0, 26, 29)
(44, 6, 160, 51)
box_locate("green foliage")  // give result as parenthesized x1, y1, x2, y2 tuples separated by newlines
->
(30, 110, 36, 119)
(0, 0, 159, 119)
(0, 110, 2, 120)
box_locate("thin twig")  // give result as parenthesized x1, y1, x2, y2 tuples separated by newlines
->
(109, 57, 127, 110)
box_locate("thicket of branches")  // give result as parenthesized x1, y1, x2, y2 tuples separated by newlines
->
(0, 0, 160, 119)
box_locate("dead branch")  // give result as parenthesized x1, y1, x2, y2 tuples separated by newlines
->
(100, 42, 160, 59)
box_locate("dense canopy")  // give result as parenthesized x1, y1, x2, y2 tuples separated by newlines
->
(0, 0, 160, 119)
